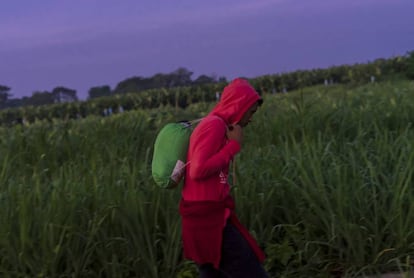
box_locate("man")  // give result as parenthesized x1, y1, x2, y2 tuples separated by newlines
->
(179, 78, 268, 277)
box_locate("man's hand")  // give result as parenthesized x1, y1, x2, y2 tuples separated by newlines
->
(226, 124, 243, 143)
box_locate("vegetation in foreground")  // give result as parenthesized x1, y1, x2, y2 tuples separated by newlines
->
(1, 80, 414, 277)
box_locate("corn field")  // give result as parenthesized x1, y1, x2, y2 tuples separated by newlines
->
(1, 80, 414, 277)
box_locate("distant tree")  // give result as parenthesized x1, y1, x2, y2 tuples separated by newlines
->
(406, 51, 414, 79)
(193, 74, 216, 85)
(52, 86, 78, 103)
(113, 76, 144, 94)
(217, 76, 227, 83)
(152, 68, 193, 88)
(88, 85, 112, 99)
(0, 85, 10, 94)
(169, 67, 193, 87)
(5, 98, 24, 108)
(152, 73, 170, 88)
(113, 67, 194, 94)
(0, 85, 11, 108)
(27, 91, 55, 106)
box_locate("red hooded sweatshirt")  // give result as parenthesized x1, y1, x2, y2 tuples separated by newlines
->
(179, 78, 266, 269)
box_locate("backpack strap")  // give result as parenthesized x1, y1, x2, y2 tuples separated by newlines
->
(189, 118, 204, 126)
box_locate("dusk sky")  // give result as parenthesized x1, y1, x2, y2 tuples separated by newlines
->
(1, 0, 414, 100)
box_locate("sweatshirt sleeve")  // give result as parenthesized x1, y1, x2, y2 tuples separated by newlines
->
(188, 118, 241, 180)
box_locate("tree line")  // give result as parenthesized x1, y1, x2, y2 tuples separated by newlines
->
(0, 67, 225, 110)
(0, 86, 79, 110)
(0, 51, 414, 126)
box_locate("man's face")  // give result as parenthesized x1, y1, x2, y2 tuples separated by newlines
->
(238, 102, 259, 127)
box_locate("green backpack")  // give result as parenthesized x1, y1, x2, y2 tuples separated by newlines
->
(151, 119, 202, 189)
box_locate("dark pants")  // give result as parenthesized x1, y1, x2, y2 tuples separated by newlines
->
(199, 222, 268, 278)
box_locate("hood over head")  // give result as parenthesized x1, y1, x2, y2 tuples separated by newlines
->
(210, 78, 262, 125)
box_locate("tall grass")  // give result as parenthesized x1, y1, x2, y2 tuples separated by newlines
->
(240, 81, 414, 277)
(0, 108, 191, 277)
(0, 81, 414, 277)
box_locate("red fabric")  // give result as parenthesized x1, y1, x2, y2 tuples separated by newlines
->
(179, 196, 266, 269)
(182, 78, 262, 201)
(210, 78, 263, 126)
(182, 115, 240, 201)
(179, 78, 264, 268)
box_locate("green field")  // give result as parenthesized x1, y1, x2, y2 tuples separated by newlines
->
(1, 80, 414, 277)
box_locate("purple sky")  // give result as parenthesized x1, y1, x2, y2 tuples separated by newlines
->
(1, 0, 414, 100)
